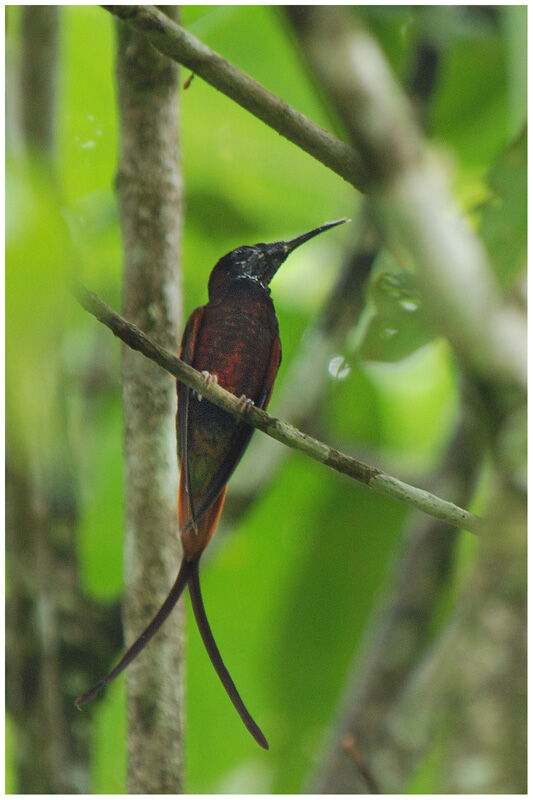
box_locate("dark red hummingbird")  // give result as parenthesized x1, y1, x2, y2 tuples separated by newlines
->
(76, 218, 347, 748)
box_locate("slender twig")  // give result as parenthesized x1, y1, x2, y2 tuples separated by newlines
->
(73, 283, 481, 535)
(101, 5, 367, 190)
(341, 734, 381, 794)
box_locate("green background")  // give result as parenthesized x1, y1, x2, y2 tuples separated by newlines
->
(6, 5, 526, 793)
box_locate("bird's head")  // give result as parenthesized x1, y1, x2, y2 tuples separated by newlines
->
(208, 218, 348, 298)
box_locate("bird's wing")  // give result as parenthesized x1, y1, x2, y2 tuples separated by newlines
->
(177, 305, 205, 528)
(179, 332, 282, 536)
(256, 330, 282, 410)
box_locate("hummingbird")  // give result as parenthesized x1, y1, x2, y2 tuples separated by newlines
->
(76, 218, 347, 749)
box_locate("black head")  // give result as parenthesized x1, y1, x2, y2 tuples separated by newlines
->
(208, 218, 348, 299)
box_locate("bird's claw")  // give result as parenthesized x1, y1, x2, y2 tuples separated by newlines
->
(196, 371, 218, 401)
(238, 395, 255, 415)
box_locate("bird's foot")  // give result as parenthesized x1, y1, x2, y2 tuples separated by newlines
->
(238, 395, 255, 416)
(196, 371, 218, 401)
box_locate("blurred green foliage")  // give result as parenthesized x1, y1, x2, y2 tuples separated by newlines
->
(6, 5, 525, 794)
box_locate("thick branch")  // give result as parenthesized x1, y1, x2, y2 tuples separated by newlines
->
(287, 7, 526, 392)
(74, 284, 481, 535)
(6, 461, 122, 793)
(102, 4, 367, 190)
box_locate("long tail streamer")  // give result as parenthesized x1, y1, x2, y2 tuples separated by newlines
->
(188, 558, 269, 749)
(76, 558, 192, 707)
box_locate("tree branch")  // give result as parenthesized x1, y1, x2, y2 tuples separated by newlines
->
(101, 4, 367, 190)
(74, 283, 481, 535)
(6, 460, 122, 793)
(287, 7, 526, 392)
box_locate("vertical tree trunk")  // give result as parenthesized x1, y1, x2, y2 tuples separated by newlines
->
(115, 7, 184, 793)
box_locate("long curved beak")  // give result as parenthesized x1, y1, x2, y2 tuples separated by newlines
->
(260, 218, 348, 284)
(283, 218, 348, 254)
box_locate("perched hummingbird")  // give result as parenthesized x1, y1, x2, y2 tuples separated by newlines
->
(76, 218, 347, 749)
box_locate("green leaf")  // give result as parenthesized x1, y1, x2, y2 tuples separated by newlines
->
(6, 161, 73, 467)
(502, 6, 527, 139)
(357, 270, 434, 363)
(430, 26, 508, 168)
(480, 128, 526, 290)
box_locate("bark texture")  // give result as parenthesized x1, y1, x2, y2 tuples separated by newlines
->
(115, 7, 184, 792)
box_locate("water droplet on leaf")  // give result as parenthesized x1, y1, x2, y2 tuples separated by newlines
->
(328, 355, 351, 380)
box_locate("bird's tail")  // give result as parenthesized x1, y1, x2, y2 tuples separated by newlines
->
(75, 554, 269, 750)
(188, 558, 269, 750)
(75, 557, 192, 707)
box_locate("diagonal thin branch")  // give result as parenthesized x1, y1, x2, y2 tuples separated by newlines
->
(73, 282, 481, 535)
(101, 4, 367, 190)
